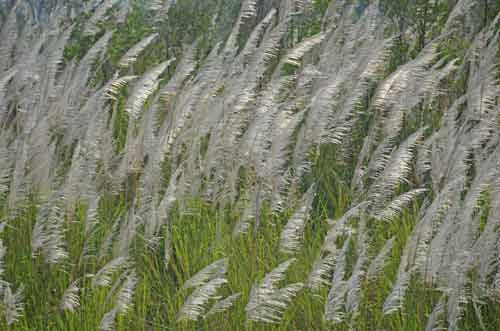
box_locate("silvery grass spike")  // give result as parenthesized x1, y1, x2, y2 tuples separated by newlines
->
(59, 280, 80, 312)
(2, 284, 24, 328)
(115, 270, 138, 313)
(322, 37, 397, 149)
(307, 253, 336, 291)
(372, 188, 428, 222)
(178, 278, 228, 321)
(99, 269, 138, 330)
(115, 0, 131, 24)
(104, 76, 138, 102)
(0, 141, 12, 202)
(373, 43, 438, 114)
(446, 256, 474, 331)
(0, 68, 17, 121)
(346, 219, 369, 317)
(282, 32, 326, 68)
(425, 295, 446, 331)
(119, 33, 159, 69)
(279, 184, 316, 254)
(232, 190, 258, 237)
(92, 257, 129, 288)
(160, 44, 197, 104)
(240, 8, 277, 62)
(246, 259, 303, 323)
(223, 0, 259, 58)
(104, 270, 130, 308)
(126, 59, 175, 119)
(84, 0, 120, 35)
(98, 217, 122, 262)
(183, 258, 228, 289)
(99, 307, 118, 331)
(322, 201, 369, 253)
(205, 292, 241, 318)
(364, 138, 398, 184)
(0, 7, 18, 73)
(383, 267, 412, 315)
(0, 240, 5, 281)
(324, 236, 350, 323)
(7, 140, 29, 218)
(31, 197, 68, 265)
(368, 128, 425, 211)
(150, 0, 175, 17)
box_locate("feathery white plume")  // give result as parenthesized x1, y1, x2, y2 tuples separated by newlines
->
(2, 284, 24, 327)
(92, 257, 129, 288)
(126, 59, 175, 119)
(60, 280, 80, 312)
(279, 185, 316, 254)
(119, 33, 159, 68)
(205, 292, 241, 317)
(183, 258, 228, 289)
(104, 76, 138, 102)
(178, 278, 228, 321)
(246, 259, 303, 323)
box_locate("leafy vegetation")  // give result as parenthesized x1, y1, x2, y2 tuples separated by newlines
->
(1, 0, 500, 330)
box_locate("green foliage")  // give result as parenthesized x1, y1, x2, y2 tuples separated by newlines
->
(4, 172, 499, 330)
(0, 7, 6, 25)
(54, 138, 78, 180)
(380, 0, 450, 53)
(158, 155, 172, 198)
(158, 0, 240, 62)
(286, 0, 330, 45)
(484, 0, 500, 27)
(4, 1, 500, 331)
(107, 1, 156, 70)
(72, 1, 166, 85)
(111, 89, 130, 154)
(438, 37, 469, 66)
(63, 12, 102, 63)
(497, 34, 500, 74)
(476, 190, 490, 237)
(354, 0, 370, 18)
(281, 62, 299, 76)
(462, 149, 476, 200)
(302, 144, 352, 220)
(199, 133, 211, 159)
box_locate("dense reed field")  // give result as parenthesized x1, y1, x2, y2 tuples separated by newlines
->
(1, 0, 500, 330)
